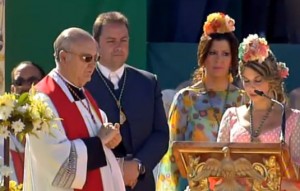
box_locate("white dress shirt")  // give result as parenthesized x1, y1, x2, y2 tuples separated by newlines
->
(97, 63, 125, 90)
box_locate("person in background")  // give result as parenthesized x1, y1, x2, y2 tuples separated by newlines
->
(289, 87, 300, 110)
(161, 89, 177, 117)
(152, 88, 177, 182)
(217, 34, 300, 190)
(11, 61, 45, 94)
(175, 80, 192, 91)
(23, 27, 125, 191)
(156, 12, 248, 191)
(85, 11, 169, 191)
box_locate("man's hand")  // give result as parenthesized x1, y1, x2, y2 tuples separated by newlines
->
(105, 123, 122, 149)
(123, 160, 139, 189)
(98, 123, 121, 147)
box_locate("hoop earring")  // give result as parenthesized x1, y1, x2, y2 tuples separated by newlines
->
(268, 88, 278, 100)
(201, 67, 206, 82)
(228, 73, 233, 83)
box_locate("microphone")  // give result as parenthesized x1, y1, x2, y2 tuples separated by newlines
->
(254, 90, 286, 143)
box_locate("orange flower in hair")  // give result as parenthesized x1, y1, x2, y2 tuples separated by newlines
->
(203, 12, 235, 36)
(239, 34, 269, 63)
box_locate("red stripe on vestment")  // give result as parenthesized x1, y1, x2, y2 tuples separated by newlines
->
(36, 76, 104, 191)
(10, 150, 24, 183)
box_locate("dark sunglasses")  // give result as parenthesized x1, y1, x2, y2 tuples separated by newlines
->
(64, 50, 99, 63)
(13, 76, 40, 86)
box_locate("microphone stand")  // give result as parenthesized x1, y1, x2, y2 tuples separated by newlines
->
(254, 90, 286, 144)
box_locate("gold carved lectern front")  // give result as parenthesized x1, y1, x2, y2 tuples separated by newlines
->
(173, 142, 299, 191)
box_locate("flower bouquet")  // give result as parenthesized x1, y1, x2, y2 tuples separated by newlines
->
(238, 34, 269, 64)
(0, 88, 58, 190)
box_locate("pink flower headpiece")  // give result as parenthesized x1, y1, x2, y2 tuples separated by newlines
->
(238, 34, 269, 63)
(203, 12, 235, 36)
(277, 62, 289, 79)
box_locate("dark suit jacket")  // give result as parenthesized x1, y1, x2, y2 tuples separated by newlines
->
(85, 65, 169, 191)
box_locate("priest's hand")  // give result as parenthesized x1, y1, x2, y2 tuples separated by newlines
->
(105, 123, 122, 149)
(98, 123, 121, 146)
(123, 160, 139, 188)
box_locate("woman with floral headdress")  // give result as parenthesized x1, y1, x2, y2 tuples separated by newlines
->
(156, 12, 248, 191)
(217, 34, 300, 190)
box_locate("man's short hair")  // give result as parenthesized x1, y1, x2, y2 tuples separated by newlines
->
(93, 11, 128, 42)
(11, 61, 45, 83)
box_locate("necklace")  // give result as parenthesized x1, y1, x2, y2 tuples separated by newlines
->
(96, 66, 127, 125)
(56, 72, 97, 125)
(249, 102, 274, 142)
(203, 82, 230, 128)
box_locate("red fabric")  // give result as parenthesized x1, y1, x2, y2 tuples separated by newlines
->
(10, 150, 24, 183)
(36, 76, 104, 191)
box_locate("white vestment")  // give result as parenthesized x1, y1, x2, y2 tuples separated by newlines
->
(23, 70, 125, 191)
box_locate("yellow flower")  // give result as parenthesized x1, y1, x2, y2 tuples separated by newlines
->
(8, 180, 23, 191)
(0, 93, 15, 108)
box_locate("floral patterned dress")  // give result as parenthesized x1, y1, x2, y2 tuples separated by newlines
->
(217, 107, 300, 190)
(156, 83, 247, 191)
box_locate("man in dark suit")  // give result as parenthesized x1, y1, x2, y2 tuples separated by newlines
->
(86, 11, 169, 191)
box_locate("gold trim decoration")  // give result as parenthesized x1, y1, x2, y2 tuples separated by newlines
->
(252, 156, 281, 191)
(187, 147, 264, 191)
(173, 143, 299, 191)
(186, 155, 208, 190)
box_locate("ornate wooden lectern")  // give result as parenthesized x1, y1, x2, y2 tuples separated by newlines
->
(173, 142, 299, 191)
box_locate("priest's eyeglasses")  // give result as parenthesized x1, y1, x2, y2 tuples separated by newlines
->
(64, 50, 100, 63)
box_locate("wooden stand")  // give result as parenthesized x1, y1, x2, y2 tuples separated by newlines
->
(173, 142, 299, 191)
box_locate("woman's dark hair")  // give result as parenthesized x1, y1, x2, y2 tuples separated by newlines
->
(192, 32, 239, 83)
